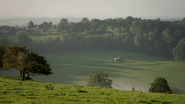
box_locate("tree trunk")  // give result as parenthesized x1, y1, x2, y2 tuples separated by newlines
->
(19, 70, 22, 76)
(21, 71, 25, 81)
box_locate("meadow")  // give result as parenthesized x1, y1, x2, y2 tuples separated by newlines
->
(0, 30, 59, 44)
(1, 50, 185, 93)
(0, 75, 185, 104)
(40, 50, 185, 93)
(1, 32, 185, 103)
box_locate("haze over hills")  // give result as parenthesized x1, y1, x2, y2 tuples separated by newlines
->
(0, 17, 82, 26)
(0, 16, 183, 27)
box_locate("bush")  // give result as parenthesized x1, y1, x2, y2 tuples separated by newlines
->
(149, 77, 172, 94)
(86, 70, 112, 88)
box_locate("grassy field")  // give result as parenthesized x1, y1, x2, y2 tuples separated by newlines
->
(2, 50, 184, 93)
(0, 75, 185, 104)
(29, 34, 59, 43)
(0, 33, 59, 44)
(41, 51, 185, 93)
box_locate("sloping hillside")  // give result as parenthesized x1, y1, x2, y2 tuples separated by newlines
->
(0, 75, 184, 104)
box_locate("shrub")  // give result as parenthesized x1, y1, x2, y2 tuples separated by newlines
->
(149, 77, 172, 94)
(86, 70, 112, 88)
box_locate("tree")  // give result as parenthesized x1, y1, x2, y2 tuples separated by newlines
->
(149, 77, 172, 93)
(0, 43, 6, 68)
(171, 38, 185, 61)
(57, 19, 69, 32)
(16, 31, 33, 46)
(2, 45, 52, 81)
(16, 51, 36, 80)
(81, 17, 89, 23)
(28, 21, 34, 27)
(86, 70, 112, 88)
(59, 18, 68, 24)
(26, 51, 52, 78)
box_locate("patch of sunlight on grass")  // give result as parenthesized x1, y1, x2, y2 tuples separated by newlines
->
(63, 64, 125, 71)
(85, 58, 113, 62)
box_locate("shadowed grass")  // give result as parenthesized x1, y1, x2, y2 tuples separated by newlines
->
(31, 50, 185, 93)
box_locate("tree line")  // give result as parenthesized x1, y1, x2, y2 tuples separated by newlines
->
(1, 16, 185, 61)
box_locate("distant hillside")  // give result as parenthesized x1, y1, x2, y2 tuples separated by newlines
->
(161, 18, 183, 21)
(0, 17, 82, 26)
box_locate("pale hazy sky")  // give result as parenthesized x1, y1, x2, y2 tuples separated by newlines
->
(0, 0, 185, 19)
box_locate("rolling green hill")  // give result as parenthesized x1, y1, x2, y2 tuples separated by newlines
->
(0, 75, 185, 104)
(1, 50, 185, 94)
(39, 51, 185, 93)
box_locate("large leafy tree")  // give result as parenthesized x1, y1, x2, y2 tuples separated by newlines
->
(86, 70, 112, 88)
(16, 51, 36, 80)
(171, 38, 185, 61)
(57, 18, 69, 32)
(2, 45, 52, 81)
(149, 77, 172, 94)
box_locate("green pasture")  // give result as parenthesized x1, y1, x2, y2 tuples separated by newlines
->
(48, 29, 57, 34)
(0, 75, 185, 104)
(29, 34, 59, 43)
(38, 29, 57, 35)
(26, 50, 185, 93)
(0, 34, 59, 44)
(1, 50, 185, 93)
(0, 29, 58, 44)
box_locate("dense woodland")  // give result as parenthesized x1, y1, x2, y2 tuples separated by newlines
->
(1, 16, 185, 61)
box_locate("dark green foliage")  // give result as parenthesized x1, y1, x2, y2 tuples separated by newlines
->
(0, 43, 6, 68)
(28, 21, 34, 27)
(28, 52, 52, 76)
(172, 38, 185, 61)
(0, 38, 9, 45)
(149, 77, 172, 94)
(86, 70, 112, 88)
(16, 31, 33, 46)
(57, 18, 69, 32)
(2, 45, 52, 81)
(40, 22, 52, 29)
(4, 16, 185, 60)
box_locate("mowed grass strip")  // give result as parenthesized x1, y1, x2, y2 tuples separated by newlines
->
(0, 75, 185, 104)
(36, 50, 185, 93)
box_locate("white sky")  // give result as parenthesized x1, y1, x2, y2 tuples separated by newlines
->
(0, 0, 185, 19)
